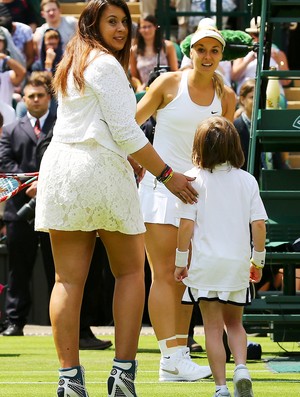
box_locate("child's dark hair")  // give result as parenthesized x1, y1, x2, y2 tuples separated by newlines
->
(192, 116, 245, 171)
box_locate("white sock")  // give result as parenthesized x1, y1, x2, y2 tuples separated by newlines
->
(235, 364, 247, 370)
(216, 385, 229, 393)
(58, 366, 82, 381)
(158, 336, 179, 356)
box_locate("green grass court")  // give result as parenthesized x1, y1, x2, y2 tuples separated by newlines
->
(0, 330, 299, 396)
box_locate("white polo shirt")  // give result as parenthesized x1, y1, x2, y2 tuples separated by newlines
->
(177, 163, 268, 292)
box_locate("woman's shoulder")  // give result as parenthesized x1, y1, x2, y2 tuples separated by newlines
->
(164, 39, 175, 48)
(222, 84, 237, 105)
(157, 70, 182, 83)
(86, 52, 124, 78)
(150, 70, 182, 93)
(90, 51, 119, 66)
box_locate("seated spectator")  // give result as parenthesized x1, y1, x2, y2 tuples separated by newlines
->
(233, 78, 255, 170)
(139, 0, 191, 42)
(0, 0, 38, 32)
(130, 14, 178, 92)
(234, 78, 289, 171)
(32, 28, 63, 75)
(231, 17, 291, 102)
(0, 29, 26, 106)
(15, 71, 57, 118)
(0, 15, 34, 70)
(0, 25, 24, 66)
(33, 0, 77, 57)
(0, 99, 16, 125)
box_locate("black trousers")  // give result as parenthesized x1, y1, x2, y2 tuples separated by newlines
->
(4, 221, 53, 327)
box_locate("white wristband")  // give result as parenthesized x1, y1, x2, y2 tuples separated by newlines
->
(175, 248, 189, 268)
(251, 249, 266, 269)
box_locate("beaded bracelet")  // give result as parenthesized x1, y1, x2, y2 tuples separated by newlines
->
(156, 164, 174, 184)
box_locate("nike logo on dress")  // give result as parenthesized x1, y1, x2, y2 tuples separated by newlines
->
(211, 111, 218, 114)
(162, 368, 179, 375)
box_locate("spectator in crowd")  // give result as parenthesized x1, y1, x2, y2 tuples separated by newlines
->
(231, 17, 291, 98)
(136, 24, 235, 381)
(0, 77, 56, 337)
(233, 78, 255, 170)
(33, 0, 77, 57)
(0, 0, 38, 31)
(130, 15, 178, 92)
(32, 28, 63, 74)
(0, 111, 4, 239)
(15, 71, 57, 119)
(0, 29, 26, 106)
(0, 98, 16, 125)
(139, 0, 191, 42)
(175, 116, 267, 397)
(0, 25, 25, 66)
(34, 0, 197, 396)
(0, 15, 34, 70)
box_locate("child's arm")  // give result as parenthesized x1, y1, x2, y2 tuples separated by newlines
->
(174, 218, 194, 282)
(250, 219, 266, 283)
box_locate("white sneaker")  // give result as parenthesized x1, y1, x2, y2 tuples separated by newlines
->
(233, 365, 254, 397)
(213, 390, 231, 397)
(159, 348, 212, 382)
(107, 360, 137, 397)
(57, 366, 89, 397)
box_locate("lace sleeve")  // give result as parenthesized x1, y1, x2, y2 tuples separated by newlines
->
(85, 54, 148, 154)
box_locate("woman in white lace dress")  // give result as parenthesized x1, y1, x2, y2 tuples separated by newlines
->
(34, 1, 198, 396)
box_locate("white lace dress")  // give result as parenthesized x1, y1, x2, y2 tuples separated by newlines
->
(35, 52, 148, 234)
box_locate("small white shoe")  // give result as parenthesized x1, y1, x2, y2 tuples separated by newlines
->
(159, 348, 212, 382)
(213, 390, 231, 397)
(233, 365, 254, 397)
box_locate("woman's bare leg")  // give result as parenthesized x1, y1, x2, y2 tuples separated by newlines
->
(49, 230, 96, 368)
(145, 223, 193, 351)
(98, 230, 145, 360)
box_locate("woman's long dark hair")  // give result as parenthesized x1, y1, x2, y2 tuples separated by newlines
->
(136, 15, 166, 56)
(53, 0, 132, 96)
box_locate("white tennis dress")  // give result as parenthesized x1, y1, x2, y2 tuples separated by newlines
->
(178, 164, 268, 304)
(35, 52, 148, 234)
(139, 69, 222, 226)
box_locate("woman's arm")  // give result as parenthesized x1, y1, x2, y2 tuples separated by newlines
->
(136, 71, 181, 125)
(131, 142, 198, 204)
(165, 40, 179, 71)
(129, 46, 141, 81)
(231, 52, 256, 82)
(221, 85, 237, 122)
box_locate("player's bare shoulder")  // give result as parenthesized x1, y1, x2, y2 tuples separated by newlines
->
(152, 71, 182, 108)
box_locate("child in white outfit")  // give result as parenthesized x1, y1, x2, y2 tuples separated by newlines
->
(175, 116, 267, 397)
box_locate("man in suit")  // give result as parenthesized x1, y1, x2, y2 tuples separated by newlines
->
(0, 77, 56, 336)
